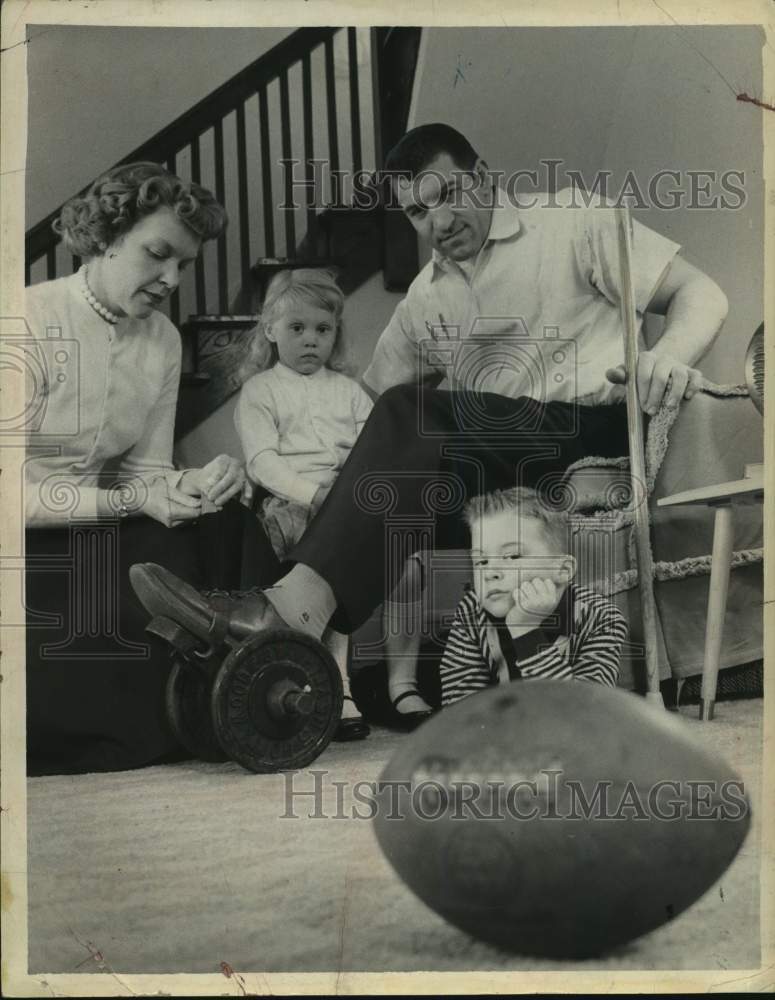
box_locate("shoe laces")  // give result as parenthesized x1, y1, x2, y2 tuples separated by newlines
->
(200, 585, 264, 600)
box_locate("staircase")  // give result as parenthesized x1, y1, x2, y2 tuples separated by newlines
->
(25, 27, 422, 437)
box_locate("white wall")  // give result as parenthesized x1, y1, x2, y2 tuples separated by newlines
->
(410, 26, 764, 383)
(26, 26, 293, 227)
(601, 26, 763, 383)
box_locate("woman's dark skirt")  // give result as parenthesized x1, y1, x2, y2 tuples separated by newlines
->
(25, 502, 279, 775)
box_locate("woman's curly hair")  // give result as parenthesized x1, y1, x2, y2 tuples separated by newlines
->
(240, 268, 351, 380)
(53, 161, 227, 257)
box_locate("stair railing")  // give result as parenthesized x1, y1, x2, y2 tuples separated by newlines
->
(25, 27, 373, 327)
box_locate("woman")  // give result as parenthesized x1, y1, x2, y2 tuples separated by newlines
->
(25, 161, 244, 775)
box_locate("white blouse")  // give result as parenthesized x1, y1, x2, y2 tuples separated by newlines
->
(235, 362, 373, 506)
(24, 273, 184, 526)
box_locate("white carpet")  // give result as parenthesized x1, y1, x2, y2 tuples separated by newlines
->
(27, 700, 762, 975)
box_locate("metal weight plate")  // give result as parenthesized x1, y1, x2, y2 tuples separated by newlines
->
(211, 629, 344, 773)
(744, 323, 764, 415)
(166, 659, 229, 763)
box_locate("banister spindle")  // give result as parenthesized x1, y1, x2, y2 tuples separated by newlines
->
(235, 102, 251, 295)
(347, 28, 363, 176)
(301, 51, 317, 245)
(190, 136, 207, 314)
(258, 87, 275, 259)
(279, 69, 296, 256)
(324, 35, 341, 209)
(213, 119, 228, 314)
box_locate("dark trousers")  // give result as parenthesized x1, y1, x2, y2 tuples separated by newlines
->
(25, 499, 276, 775)
(293, 385, 629, 632)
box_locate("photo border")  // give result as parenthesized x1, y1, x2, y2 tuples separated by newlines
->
(2, 1, 772, 994)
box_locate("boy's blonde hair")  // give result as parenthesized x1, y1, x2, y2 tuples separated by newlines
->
(241, 268, 350, 378)
(464, 486, 569, 552)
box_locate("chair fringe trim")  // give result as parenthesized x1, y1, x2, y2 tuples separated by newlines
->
(594, 547, 763, 597)
(564, 381, 750, 504)
(698, 380, 748, 397)
(563, 381, 758, 590)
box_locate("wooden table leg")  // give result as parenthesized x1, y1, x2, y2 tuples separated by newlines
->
(700, 504, 735, 720)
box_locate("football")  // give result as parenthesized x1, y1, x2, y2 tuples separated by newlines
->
(373, 681, 751, 958)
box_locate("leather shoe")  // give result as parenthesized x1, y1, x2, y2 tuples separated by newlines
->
(391, 689, 435, 732)
(129, 562, 287, 648)
(333, 698, 370, 742)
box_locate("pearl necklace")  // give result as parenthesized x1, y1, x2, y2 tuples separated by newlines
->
(79, 265, 121, 324)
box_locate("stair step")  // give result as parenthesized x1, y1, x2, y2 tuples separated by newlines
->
(176, 316, 257, 438)
(181, 314, 258, 332)
(251, 256, 332, 272)
(180, 372, 211, 387)
(230, 258, 336, 313)
(296, 209, 384, 296)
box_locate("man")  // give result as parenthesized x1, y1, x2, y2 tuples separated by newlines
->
(130, 123, 728, 698)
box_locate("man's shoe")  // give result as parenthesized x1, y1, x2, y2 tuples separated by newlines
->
(129, 562, 287, 648)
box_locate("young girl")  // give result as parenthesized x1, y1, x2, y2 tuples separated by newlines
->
(235, 269, 374, 738)
(235, 268, 435, 737)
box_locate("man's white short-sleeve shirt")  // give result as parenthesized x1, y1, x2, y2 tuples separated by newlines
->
(363, 188, 680, 406)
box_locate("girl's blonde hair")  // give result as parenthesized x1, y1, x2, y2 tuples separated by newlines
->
(241, 268, 349, 378)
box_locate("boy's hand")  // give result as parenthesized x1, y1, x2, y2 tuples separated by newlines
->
(506, 576, 560, 637)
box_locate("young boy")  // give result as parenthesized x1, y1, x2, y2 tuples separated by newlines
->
(440, 487, 627, 707)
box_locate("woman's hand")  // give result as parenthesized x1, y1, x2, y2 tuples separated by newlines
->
(138, 478, 202, 528)
(179, 455, 245, 508)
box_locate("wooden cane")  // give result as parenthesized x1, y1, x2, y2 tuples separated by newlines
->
(615, 207, 664, 706)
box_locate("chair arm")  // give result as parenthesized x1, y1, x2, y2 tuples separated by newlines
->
(652, 390, 763, 500)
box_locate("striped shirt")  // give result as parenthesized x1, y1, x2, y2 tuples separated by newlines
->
(440, 585, 626, 707)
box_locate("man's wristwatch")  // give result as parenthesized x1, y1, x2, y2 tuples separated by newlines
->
(110, 484, 138, 519)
